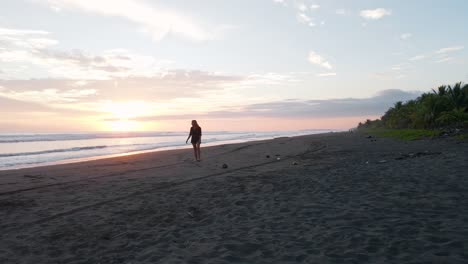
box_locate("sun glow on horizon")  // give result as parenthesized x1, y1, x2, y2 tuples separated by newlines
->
(107, 119, 144, 132)
(102, 101, 152, 119)
(101, 101, 153, 131)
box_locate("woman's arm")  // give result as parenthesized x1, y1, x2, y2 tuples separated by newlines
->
(186, 128, 192, 143)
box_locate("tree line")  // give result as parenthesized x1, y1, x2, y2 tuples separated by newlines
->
(358, 82, 468, 129)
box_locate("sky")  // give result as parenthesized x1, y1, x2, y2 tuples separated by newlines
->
(0, 0, 467, 132)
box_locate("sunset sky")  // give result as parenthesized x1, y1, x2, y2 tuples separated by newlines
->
(1, 0, 467, 132)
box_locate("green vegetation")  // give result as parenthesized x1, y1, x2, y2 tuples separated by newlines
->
(455, 133, 468, 140)
(362, 128, 441, 140)
(358, 82, 468, 131)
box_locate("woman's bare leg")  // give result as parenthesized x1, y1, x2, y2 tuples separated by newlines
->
(192, 143, 198, 160)
(196, 142, 201, 161)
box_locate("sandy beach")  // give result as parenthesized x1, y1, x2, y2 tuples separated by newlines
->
(1, 132, 467, 263)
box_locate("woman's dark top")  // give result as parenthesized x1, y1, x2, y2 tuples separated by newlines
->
(190, 126, 202, 144)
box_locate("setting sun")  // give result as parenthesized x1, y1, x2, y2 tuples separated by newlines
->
(102, 101, 152, 119)
(107, 119, 143, 132)
(100, 101, 152, 131)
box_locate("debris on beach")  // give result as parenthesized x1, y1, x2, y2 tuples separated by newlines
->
(266, 155, 270, 158)
(276, 157, 281, 161)
(110, 232, 126, 240)
(366, 135, 373, 139)
(222, 163, 228, 169)
(378, 160, 387, 163)
(187, 206, 200, 218)
(292, 161, 298, 165)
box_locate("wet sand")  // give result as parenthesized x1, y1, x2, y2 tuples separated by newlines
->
(1, 132, 467, 263)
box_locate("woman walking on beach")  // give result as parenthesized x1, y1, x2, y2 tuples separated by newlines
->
(186, 120, 202, 161)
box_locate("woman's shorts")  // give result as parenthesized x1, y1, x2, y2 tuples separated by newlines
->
(191, 136, 201, 144)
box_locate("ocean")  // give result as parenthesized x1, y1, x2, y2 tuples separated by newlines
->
(0, 130, 332, 170)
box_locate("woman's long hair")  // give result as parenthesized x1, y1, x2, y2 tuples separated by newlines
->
(192, 120, 200, 128)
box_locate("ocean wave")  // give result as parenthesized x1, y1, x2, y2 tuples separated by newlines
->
(0, 131, 253, 143)
(0, 145, 109, 157)
(0, 130, 333, 170)
(0, 132, 179, 143)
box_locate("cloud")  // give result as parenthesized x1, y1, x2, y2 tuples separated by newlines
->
(275, 1, 319, 28)
(395, 46, 463, 66)
(0, 70, 247, 104)
(0, 93, 102, 118)
(0, 70, 300, 110)
(273, 0, 287, 6)
(0, 70, 301, 121)
(0, 95, 52, 112)
(127, 89, 421, 121)
(0, 27, 50, 36)
(435, 57, 453, 63)
(335, 9, 347, 15)
(317, 73, 336, 77)
(390, 63, 411, 71)
(34, 0, 212, 42)
(409, 55, 425, 61)
(0, 87, 97, 103)
(238, 72, 300, 88)
(0, 71, 304, 129)
(0, 30, 168, 80)
(310, 4, 320, 10)
(397, 45, 464, 66)
(360, 8, 392, 20)
(297, 13, 315, 27)
(308, 51, 333, 70)
(296, 3, 308, 12)
(0, 27, 59, 51)
(400, 33, 412, 40)
(435, 46, 464, 54)
(376, 62, 412, 80)
(395, 74, 406, 79)
(0, 26, 299, 111)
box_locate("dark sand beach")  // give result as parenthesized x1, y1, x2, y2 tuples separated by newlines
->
(1, 132, 467, 263)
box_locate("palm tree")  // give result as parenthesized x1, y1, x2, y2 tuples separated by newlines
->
(436, 82, 468, 127)
(463, 83, 468, 111)
(436, 108, 468, 127)
(420, 93, 445, 128)
(447, 82, 466, 111)
(359, 81, 468, 129)
(432, 85, 447, 96)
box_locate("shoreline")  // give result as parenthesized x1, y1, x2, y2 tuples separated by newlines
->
(0, 130, 335, 171)
(1, 132, 467, 263)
